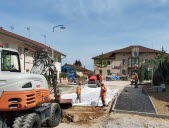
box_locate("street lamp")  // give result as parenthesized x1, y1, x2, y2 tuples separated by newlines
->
(52, 25, 66, 60)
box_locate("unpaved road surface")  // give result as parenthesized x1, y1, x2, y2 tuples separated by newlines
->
(55, 81, 169, 128)
(102, 113, 169, 128)
(57, 113, 169, 128)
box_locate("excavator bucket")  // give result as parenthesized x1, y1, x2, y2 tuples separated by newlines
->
(59, 98, 73, 109)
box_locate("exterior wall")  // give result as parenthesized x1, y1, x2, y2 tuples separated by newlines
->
(94, 51, 157, 79)
(0, 34, 63, 78)
(118, 53, 130, 76)
(76, 71, 83, 77)
(55, 62, 61, 79)
(25, 54, 34, 72)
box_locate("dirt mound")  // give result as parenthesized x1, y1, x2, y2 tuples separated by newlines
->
(61, 106, 105, 124)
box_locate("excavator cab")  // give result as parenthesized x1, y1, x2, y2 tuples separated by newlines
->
(0, 48, 21, 72)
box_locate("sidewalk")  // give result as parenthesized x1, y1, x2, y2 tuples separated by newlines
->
(113, 85, 156, 113)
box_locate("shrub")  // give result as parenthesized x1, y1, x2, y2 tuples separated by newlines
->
(59, 72, 67, 78)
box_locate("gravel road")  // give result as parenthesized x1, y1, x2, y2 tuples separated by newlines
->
(102, 113, 169, 128)
(55, 81, 169, 128)
(56, 112, 169, 128)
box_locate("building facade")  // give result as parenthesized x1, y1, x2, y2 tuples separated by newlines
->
(0, 27, 66, 77)
(63, 64, 94, 77)
(92, 45, 160, 79)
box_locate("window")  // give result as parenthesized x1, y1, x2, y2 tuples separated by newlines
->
(107, 70, 111, 75)
(134, 59, 139, 65)
(110, 53, 116, 58)
(107, 61, 111, 65)
(122, 69, 126, 75)
(122, 59, 126, 65)
(1, 50, 20, 72)
(24, 47, 30, 57)
(145, 59, 148, 62)
(145, 53, 149, 56)
(58, 56, 61, 63)
(132, 47, 139, 57)
(122, 53, 126, 56)
(134, 51, 138, 56)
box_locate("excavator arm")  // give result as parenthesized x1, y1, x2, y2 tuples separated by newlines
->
(31, 49, 60, 102)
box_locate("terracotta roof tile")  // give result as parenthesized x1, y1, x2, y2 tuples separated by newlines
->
(66, 64, 94, 75)
(0, 27, 66, 56)
(92, 45, 160, 59)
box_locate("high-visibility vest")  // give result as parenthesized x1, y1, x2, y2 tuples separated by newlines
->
(76, 85, 81, 95)
(100, 86, 107, 97)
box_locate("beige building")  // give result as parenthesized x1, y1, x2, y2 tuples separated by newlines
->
(0, 27, 66, 77)
(92, 45, 160, 79)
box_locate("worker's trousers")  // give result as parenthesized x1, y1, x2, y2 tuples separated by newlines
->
(135, 80, 138, 88)
(101, 96, 106, 106)
(75, 94, 81, 103)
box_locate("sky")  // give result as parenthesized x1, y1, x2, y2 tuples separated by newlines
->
(0, 0, 169, 70)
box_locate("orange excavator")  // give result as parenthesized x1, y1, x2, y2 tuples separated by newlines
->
(0, 46, 72, 128)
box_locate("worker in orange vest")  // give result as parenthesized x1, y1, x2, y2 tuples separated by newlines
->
(75, 81, 82, 103)
(134, 72, 138, 88)
(100, 82, 107, 107)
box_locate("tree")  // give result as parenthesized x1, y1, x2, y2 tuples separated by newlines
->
(95, 53, 108, 73)
(59, 72, 67, 78)
(155, 46, 166, 59)
(73, 59, 82, 66)
(74, 60, 78, 65)
(78, 59, 82, 66)
(138, 52, 169, 86)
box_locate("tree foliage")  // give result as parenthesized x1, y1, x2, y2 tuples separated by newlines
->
(74, 59, 82, 66)
(59, 72, 67, 78)
(95, 53, 108, 71)
(138, 46, 169, 86)
(138, 59, 160, 83)
(155, 46, 167, 59)
(154, 59, 169, 85)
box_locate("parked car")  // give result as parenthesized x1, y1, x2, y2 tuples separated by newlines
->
(106, 73, 120, 81)
(88, 75, 100, 87)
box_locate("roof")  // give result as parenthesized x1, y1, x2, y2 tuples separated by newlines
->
(0, 47, 18, 53)
(0, 27, 66, 56)
(65, 64, 94, 75)
(92, 45, 160, 59)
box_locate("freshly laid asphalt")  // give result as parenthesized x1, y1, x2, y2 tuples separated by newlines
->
(114, 85, 156, 113)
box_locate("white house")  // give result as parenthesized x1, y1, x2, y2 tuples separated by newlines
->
(0, 27, 66, 78)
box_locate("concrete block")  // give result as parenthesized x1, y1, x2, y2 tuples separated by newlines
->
(160, 84, 166, 92)
(153, 86, 163, 92)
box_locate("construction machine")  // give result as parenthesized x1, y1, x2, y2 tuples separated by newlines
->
(0, 45, 72, 128)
